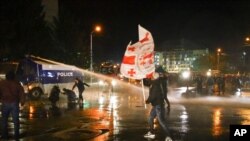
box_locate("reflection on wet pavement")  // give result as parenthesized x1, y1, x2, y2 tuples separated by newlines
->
(1, 80, 250, 141)
(212, 108, 223, 136)
(237, 109, 250, 125)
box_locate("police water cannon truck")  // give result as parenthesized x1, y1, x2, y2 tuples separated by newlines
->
(16, 55, 84, 100)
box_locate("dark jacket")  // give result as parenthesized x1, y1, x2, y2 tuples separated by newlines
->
(0, 70, 25, 105)
(146, 78, 164, 106)
(159, 75, 168, 101)
(49, 86, 60, 103)
(72, 79, 89, 92)
(63, 88, 76, 101)
(0, 79, 25, 105)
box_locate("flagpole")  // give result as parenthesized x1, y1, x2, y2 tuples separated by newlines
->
(120, 25, 154, 110)
(141, 79, 147, 109)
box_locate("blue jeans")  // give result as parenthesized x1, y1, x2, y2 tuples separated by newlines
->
(1, 102, 20, 140)
(148, 105, 170, 135)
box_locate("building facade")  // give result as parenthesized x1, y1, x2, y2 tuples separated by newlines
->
(155, 49, 209, 73)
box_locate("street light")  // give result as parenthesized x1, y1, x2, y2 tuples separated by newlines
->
(243, 51, 246, 65)
(246, 37, 250, 42)
(182, 70, 190, 93)
(217, 48, 221, 70)
(90, 25, 102, 72)
(243, 51, 247, 72)
(206, 69, 212, 77)
(244, 37, 250, 47)
(89, 25, 101, 83)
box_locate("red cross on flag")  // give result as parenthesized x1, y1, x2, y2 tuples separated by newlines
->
(120, 25, 155, 79)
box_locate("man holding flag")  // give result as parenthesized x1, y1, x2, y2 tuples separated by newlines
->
(144, 72, 172, 140)
(120, 25, 172, 141)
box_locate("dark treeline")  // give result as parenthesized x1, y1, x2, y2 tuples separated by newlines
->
(0, 0, 90, 68)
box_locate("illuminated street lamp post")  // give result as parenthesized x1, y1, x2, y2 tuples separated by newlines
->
(217, 48, 221, 70)
(245, 37, 250, 45)
(243, 51, 246, 66)
(182, 70, 190, 93)
(89, 25, 101, 83)
(90, 25, 101, 72)
(243, 37, 249, 72)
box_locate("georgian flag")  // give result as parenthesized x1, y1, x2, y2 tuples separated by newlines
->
(120, 25, 155, 79)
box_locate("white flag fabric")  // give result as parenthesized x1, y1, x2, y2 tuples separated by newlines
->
(120, 25, 155, 79)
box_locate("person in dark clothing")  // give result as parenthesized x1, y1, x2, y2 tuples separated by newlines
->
(195, 74, 203, 94)
(72, 77, 90, 103)
(234, 76, 242, 92)
(49, 85, 60, 108)
(155, 66, 170, 119)
(216, 76, 224, 95)
(159, 73, 170, 109)
(62, 88, 77, 102)
(221, 75, 226, 95)
(144, 72, 172, 141)
(0, 70, 25, 140)
(206, 76, 214, 95)
(62, 88, 77, 109)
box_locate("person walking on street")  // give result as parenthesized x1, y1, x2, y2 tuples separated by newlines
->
(144, 72, 172, 141)
(0, 70, 25, 140)
(72, 77, 90, 103)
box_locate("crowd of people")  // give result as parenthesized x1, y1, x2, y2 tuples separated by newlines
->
(0, 71, 89, 140)
(48, 77, 90, 109)
(1, 67, 249, 140)
(192, 74, 245, 95)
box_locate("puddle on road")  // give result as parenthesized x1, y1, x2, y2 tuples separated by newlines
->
(52, 128, 109, 140)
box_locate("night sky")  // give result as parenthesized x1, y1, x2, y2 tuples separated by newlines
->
(61, 0, 250, 63)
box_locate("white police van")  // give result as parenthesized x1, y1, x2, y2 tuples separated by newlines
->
(16, 55, 84, 100)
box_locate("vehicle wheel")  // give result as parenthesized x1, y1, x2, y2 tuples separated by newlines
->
(29, 87, 43, 100)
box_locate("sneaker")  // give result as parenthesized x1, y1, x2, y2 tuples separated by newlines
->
(144, 131, 155, 139)
(165, 136, 173, 141)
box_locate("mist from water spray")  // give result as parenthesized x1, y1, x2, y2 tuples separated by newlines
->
(39, 56, 250, 108)
(87, 69, 250, 108)
(168, 87, 250, 108)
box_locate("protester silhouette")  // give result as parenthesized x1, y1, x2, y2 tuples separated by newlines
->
(49, 85, 60, 108)
(206, 76, 214, 95)
(72, 77, 89, 103)
(195, 74, 203, 94)
(62, 88, 77, 109)
(155, 66, 170, 116)
(0, 70, 25, 140)
(144, 72, 172, 140)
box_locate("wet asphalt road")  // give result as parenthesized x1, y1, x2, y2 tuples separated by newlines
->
(1, 81, 250, 141)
